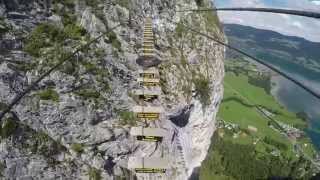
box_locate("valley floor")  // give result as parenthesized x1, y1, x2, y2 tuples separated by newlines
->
(199, 59, 319, 180)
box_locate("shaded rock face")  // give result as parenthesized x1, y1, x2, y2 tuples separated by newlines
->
(0, 0, 225, 179)
(1, 0, 51, 12)
(169, 105, 193, 127)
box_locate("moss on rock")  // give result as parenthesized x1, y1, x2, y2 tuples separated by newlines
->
(119, 111, 137, 126)
(71, 143, 84, 154)
(88, 167, 101, 180)
(193, 74, 211, 107)
(38, 89, 60, 102)
(0, 118, 18, 139)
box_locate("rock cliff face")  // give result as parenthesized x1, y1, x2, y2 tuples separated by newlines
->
(0, 0, 224, 179)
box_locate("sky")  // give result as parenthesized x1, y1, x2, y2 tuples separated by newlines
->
(214, 0, 320, 42)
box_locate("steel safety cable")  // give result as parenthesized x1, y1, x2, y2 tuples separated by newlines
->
(175, 7, 320, 19)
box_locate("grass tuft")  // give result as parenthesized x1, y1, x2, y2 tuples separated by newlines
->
(88, 167, 101, 180)
(38, 89, 60, 102)
(71, 143, 84, 154)
(0, 118, 18, 139)
(119, 111, 137, 126)
(193, 75, 211, 107)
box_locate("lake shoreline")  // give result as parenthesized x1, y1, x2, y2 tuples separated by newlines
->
(271, 74, 320, 150)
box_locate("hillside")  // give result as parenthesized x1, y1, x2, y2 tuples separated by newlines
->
(224, 24, 320, 93)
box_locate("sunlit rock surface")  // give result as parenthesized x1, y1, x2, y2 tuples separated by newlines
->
(0, 0, 224, 179)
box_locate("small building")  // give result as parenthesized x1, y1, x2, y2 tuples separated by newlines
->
(128, 157, 169, 173)
(248, 125, 258, 133)
(130, 127, 166, 142)
(132, 106, 163, 120)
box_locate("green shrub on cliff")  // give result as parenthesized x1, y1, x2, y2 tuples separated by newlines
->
(75, 89, 101, 100)
(71, 143, 84, 154)
(64, 23, 86, 40)
(119, 111, 137, 126)
(88, 167, 101, 180)
(117, 0, 129, 8)
(0, 17, 9, 36)
(0, 118, 18, 139)
(38, 89, 60, 102)
(24, 23, 66, 57)
(193, 75, 211, 107)
(105, 31, 122, 50)
(24, 20, 86, 58)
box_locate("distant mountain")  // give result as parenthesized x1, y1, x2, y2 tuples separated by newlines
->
(224, 24, 320, 73)
(224, 24, 320, 93)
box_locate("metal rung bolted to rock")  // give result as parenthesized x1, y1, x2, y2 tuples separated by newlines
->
(138, 67, 159, 78)
(130, 127, 166, 142)
(128, 157, 169, 173)
(133, 106, 163, 120)
(137, 77, 160, 87)
(132, 88, 161, 101)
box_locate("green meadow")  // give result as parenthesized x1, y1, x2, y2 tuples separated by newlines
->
(200, 60, 317, 180)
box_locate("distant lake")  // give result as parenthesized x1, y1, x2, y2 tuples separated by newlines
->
(245, 50, 320, 150)
(271, 74, 320, 150)
(248, 49, 320, 150)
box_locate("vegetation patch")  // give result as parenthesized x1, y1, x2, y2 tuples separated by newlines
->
(83, 0, 102, 8)
(24, 19, 86, 58)
(180, 51, 188, 68)
(263, 136, 288, 151)
(75, 89, 101, 100)
(203, 11, 221, 33)
(118, 111, 137, 126)
(193, 74, 211, 107)
(24, 23, 67, 57)
(200, 59, 317, 179)
(1, 120, 65, 166)
(195, 0, 204, 6)
(248, 73, 271, 94)
(117, 0, 129, 9)
(88, 167, 101, 180)
(175, 22, 185, 38)
(296, 111, 309, 122)
(38, 89, 60, 102)
(0, 118, 18, 139)
(64, 23, 87, 40)
(29, 131, 65, 160)
(105, 31, 121, 50)
(200, 131, 312, 180)
(60, 61, 77, 75)
(0, 17, 9, 36)
(81, 61, 99, 74)
(53, 0, 75, 9)
(71, 143, 84, 154)
(0, 102, 8, 111)
(0, 161, 4, 177)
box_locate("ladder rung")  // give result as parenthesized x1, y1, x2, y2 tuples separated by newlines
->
(143, 48, 154, 51)
(143, 53, 155, 57)
(135, 168, 166, 173)
(143, 44, 154, 47)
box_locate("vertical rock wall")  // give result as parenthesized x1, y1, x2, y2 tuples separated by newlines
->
(0, 0, 224, 179)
